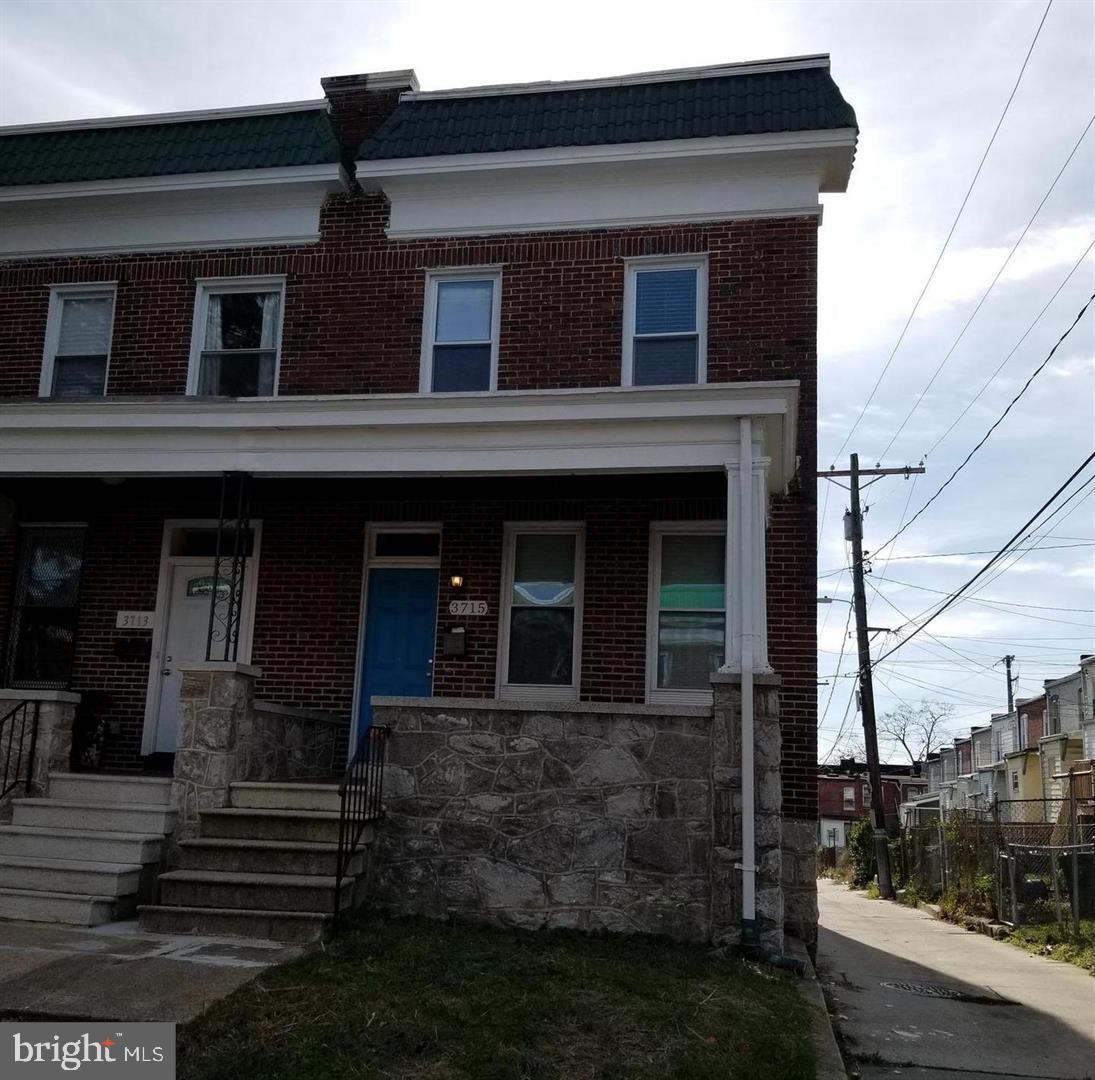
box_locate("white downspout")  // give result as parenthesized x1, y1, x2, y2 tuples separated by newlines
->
(737, 419, 757, 931)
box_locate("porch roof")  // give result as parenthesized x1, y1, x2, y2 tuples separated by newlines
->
(0, 382, 798, 491)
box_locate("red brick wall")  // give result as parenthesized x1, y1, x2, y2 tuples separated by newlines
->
(0, 204, 818, 400)
(818, 776, 863, 818)
(0, 203, 818, 813)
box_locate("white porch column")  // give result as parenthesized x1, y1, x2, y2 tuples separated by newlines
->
(724, 423, 771, 674)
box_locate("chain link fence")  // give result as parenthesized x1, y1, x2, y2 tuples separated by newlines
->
(900, 793, 1095, 930)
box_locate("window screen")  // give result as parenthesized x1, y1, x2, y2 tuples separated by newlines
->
(51, 294, 113, 397)
(632, 268, 699, 386)
(430, 278, 495, 392)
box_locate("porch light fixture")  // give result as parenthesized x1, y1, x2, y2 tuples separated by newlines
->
(450, 574, 464, 590)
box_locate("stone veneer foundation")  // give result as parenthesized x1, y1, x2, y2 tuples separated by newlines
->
(370, 674, 793, 950)
(0, 689, 78, 819)
(171, 664, 346, 836)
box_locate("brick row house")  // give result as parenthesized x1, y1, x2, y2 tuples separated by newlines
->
(817, 758, 927, 850)
(905, 655, 1095, 824)
(0, 57, 858, 953)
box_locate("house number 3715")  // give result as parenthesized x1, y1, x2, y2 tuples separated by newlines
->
(449, 600, 488, 616)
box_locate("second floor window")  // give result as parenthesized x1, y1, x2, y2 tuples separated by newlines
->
(422, 271, 500, 393)
(843, 786, 856, 812)
(189, 278, 284, 397)
(623, 257, 707, 387)
(41, 285, 115, 398)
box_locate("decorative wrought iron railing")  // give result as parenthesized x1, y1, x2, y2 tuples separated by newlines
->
(333, 725, 390, 927)
(1, 699, 40, 802)
(205, 471, 252, 663)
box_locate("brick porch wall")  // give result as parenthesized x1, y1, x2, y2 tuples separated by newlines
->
(0, 474, 816, 830)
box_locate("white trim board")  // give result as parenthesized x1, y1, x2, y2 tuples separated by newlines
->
(367, 140, 850, 239)
(0, 182, 337, 259)
(0, 382, 800, 490)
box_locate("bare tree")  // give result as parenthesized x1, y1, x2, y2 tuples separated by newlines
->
(878, 700, 955, 768)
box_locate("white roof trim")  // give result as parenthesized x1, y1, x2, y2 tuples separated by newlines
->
(0, 100, 329, 136)
(0, 162, 344, 203)
(0, 381, 799, 489)
(357, 128, 858, 180)
(405, 55, 831, 100)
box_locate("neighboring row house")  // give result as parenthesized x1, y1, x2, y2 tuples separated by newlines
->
(0, 57, 859, 955)
(906, 655, 1095, 824)
(818, 758, 927, 848)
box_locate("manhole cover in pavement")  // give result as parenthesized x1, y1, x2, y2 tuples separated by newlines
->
(880, 980, 1015, 1005)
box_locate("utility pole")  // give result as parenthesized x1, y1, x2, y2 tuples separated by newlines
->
(820, 455, 925, 900)
(1002, 654, 1016, 712)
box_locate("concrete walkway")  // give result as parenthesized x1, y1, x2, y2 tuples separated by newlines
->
(817, 879, 1095, 1080)
(0, 919, 304, 1022)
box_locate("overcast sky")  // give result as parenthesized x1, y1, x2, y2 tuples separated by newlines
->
(2, 0, 1093, 761)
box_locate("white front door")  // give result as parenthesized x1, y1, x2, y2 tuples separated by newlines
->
(153, 561, 226, 753)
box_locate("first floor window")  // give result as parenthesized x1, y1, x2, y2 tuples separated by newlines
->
(42, 285, 115, 398)
(422, 271, 500, 392)
(500, 525, 583, 697)
(6, 527, 86, 689)
(624, 257, 707, 386)
(649, 526, 725, 696)
(191, 279, 283, 397)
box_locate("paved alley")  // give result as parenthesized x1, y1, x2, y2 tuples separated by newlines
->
(817, 878, 1095, 1080)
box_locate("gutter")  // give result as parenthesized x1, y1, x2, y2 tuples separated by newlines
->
(738, 418, 758, 946)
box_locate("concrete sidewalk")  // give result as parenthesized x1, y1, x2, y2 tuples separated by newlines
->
(817, 879, 1095, 1080)
(0, 919, 304, 1022)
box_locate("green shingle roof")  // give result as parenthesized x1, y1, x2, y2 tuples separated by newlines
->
(0, 109, 339, 187)
(359, 67, 857, 160)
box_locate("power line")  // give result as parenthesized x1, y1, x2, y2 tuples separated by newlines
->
(926, 238, 1095, 458)
(877, 111, 1095, 463)
(875, 451, 1095, 663)
(817, 540, 1093, 576)
(819, 598, 854, 730)
(872, 292, 1095, 556)
(873, 576, 1095, 615)
(830, 0, 1054, 464)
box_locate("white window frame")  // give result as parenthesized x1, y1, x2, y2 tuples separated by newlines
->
(496, 521, 584, 703)
(622, 255, 708, 388)
(646, 520, 726, 706)
(419, 266, 503, 394)
(186, 276, 286, 397)
(842, 786, 856, 812)
(39, 282, 118, 398)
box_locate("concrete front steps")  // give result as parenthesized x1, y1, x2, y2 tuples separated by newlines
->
(139, 780, 375, 944)
(0, 772, 175, 927)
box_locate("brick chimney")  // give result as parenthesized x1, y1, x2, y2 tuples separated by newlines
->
(321, 69, 418, 175)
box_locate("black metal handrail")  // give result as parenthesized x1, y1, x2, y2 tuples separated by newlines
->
(1, 699, 40, 802)
(333, 724, 390, 926)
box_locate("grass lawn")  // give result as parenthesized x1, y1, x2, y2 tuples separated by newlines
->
(178, 913, 816, 1080)
(1007, 919, 1095, 974)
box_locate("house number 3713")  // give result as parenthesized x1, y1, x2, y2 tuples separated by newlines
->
(449, 600, 488, 616)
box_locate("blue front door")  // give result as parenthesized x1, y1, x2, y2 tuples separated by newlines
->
(357, 567, 439, 744)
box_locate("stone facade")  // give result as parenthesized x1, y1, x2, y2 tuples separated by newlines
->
(370, 693, 754, 943)
(245, 700, 345, 781)
(171, 665, 347, 835)
(0, 689, 78, 819)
